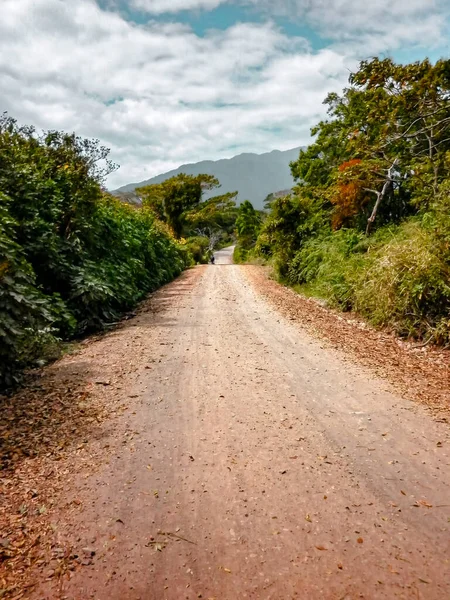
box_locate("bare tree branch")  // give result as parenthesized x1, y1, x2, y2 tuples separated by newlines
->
(366, 159, 399, 235)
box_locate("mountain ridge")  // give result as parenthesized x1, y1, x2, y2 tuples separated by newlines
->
(113, 146, 302, 209)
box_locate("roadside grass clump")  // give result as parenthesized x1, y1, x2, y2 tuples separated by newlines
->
(233, 245, 250, 264)
(353, 221, 450, 344)
(287, 228, 365, 309)
(284, 219, 450, 344)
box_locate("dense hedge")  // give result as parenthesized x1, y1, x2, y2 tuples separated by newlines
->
(0, 116, 188, 389)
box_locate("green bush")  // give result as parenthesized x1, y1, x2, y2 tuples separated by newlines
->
(184, 236, 210, 264)
(0, 195, 56, 386)
(0, 116, 187, 389)
(285, 219, 450, 344)
(288, 229, 364, 309)
(353, 222, 450, 343)
(233, 246, 249, 264)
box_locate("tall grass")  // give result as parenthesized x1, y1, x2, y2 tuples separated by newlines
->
(286, 219, 450, 344)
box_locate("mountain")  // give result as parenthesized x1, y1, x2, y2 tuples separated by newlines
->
(113, 147, 302, 209)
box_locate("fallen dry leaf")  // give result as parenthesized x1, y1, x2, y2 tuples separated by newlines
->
(219, 567, 232, 574)
(416, 500, 433, 508)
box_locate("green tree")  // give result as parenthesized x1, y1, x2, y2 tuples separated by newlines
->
(137, 173, 219, 238)
(290, 58, 450, 234)
(263, 193, 275, 211)
(233, 200, 262, 263)
(236, 200, 260, 242)
(185, 191, 238, 255)
(256, 58, 450, 343)
(186, 191, 237, 231)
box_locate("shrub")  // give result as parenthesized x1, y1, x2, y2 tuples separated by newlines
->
(233, 246, 249, 264)
(0, 117, 187, 389)
(353, 222, 450, 343)
(288, 229, 364, 309)
(285, 219, 450, 344)
(184, 236, 210, 264)
(0, 194, 60, 387)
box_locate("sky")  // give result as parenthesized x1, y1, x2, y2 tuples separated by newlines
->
(0, 1, 449, 188)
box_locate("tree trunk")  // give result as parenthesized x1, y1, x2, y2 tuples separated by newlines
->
(365, 159, 398, 235)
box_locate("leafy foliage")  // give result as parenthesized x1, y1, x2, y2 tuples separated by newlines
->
(256, 58, 450, 344)
(137, 173, 220, 238)
(353, 221, 450, 342)
(183, 236, 211, 264)
(0, 115, 187, 389)
(185, 191, 238, 233)
(138, 175, 237, 262)
(233, 200, 261, 263)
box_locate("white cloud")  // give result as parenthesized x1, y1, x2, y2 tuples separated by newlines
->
(293, 0, 449, 54)
(246, 0, 449, 56)
(131, 0, 225, 13)
(132, 0, 449, 53)
(0, 0, 448, 189)
(0, 0, 352, 188)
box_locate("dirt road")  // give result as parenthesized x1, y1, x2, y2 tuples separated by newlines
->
(32, 248, 449, 599)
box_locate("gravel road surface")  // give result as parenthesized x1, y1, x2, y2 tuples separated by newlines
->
(32, 249, 450, 599)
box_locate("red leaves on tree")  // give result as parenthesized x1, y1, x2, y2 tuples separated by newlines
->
(331, 159, 369, 229)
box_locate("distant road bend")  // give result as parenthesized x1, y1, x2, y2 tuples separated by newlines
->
(34, 246, 449, 600)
